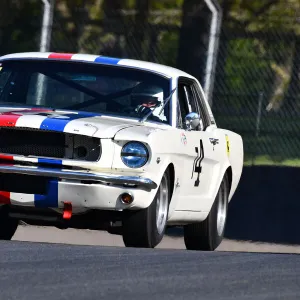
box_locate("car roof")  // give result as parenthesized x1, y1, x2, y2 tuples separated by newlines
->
(0, 52, 196, 80)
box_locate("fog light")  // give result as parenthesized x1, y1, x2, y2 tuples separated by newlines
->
(74, 146, 88, 159)
(120, 192, 134, 204)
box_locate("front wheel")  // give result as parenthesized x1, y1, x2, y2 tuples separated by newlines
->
(122, 171, 171, 248)
(184, 174, 229, 251)
(0, 206, 19, 240)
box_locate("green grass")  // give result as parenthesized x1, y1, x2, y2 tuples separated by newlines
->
(214, 114, 300, 167)
(244, 155, 300, 167)
(216, 115, 300, 134)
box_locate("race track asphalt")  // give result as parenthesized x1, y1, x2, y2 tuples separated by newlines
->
(1, 238, 300, 300)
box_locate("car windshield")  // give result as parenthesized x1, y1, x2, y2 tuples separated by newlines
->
(0, 59, 171, 124)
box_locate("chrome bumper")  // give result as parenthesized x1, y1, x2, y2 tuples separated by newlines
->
(0, 165, 158, 190)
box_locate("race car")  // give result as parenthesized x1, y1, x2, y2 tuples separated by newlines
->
(0, 52, 243, 250)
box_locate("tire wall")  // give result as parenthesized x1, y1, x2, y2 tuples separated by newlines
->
(224, 166, 300, 245)
(167, 166, 300, 245)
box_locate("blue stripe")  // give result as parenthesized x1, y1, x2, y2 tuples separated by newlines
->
(38, 158, 62, 166)
(34, 179, 58, 208)
(94, 56, 121, 65)
(39, 111, 100, 132)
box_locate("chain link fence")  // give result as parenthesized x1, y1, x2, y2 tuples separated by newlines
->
(1, 1, 300, 165)
(50, 5, 182, 66)
(213, 21, 300, 165)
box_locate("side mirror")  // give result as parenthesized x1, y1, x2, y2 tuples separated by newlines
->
(185, 112, 203, 131)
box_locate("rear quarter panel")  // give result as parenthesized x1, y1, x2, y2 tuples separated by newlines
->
(217, 129, 244, 201)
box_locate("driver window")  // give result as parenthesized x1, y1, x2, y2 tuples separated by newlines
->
(184, 85, 199, 114)
(177, 83, 189, 128)
(177, 81, 204, 130)
(178, 79, 209, 131)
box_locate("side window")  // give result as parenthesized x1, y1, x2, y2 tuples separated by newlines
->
(177, 99, 183, 128)
(184, 84, 200, 114)
(177, 83, 190, 128)
(177, 79, 211, 130)
(191, 82, 211, 128)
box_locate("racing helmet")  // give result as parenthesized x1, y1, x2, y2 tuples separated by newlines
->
(130, 83, 165, 120)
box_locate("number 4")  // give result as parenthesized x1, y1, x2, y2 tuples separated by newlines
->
(191, 139, 204, 187)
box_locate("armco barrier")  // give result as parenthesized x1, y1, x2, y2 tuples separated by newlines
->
(166, 166, 300, 245)
(225, 165, 300, 245)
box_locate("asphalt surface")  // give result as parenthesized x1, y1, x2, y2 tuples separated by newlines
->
(13, 225, 300, 253)
(1, 238, 300, 300)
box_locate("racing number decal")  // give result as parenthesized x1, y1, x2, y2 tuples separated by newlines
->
(191, 139, 204, 187)
(225, 135, 230, 156)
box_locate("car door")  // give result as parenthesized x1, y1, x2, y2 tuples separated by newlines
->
(175, 77, 222, 212)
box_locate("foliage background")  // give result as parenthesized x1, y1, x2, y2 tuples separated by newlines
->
(0, 0, 300, 165)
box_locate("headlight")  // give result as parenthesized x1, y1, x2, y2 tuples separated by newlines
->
(121, 141, 149, 168)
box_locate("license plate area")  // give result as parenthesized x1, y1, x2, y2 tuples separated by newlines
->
(0, 174, 50, 194)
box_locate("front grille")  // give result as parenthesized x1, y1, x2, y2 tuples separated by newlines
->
(0, 128, 65, 158)
(0, 127, 101, 162)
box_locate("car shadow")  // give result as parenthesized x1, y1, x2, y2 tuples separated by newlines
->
(166, 166, 300, 245)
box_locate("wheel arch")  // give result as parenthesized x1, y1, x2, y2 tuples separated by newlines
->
(224, 166, 233, 196)
(165, 163, 175, 202)
(205, 164, 232, 214)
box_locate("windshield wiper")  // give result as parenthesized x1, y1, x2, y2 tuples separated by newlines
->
(139, 88, 176, 123)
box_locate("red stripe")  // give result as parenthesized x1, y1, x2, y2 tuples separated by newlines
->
(0, 114, 21, 127)
(0, 154, 13, 161)
(0, 191, 10, 204)
(0, 108, 53, 127)
(48, 53, 74, 60)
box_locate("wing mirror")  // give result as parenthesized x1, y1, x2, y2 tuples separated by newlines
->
(185, 112, 203, 131)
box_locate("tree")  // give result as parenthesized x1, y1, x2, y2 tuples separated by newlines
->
(176, 0, 212, 86)
(215, 0, 300, 113)
(0, 0, 42, 55)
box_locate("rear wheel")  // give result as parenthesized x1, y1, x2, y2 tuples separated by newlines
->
(122, 171, 170, 248)
(184, 174, 229, 251)
(0, 206, 19, 240)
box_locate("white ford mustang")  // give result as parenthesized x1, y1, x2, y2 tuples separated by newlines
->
(0, 52, 243, 250)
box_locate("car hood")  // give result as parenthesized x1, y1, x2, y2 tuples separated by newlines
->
(0, 107, 162, 138)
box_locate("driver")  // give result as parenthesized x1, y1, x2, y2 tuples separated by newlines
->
(135, 95, 159, 116)
(131, 84, 165, 121)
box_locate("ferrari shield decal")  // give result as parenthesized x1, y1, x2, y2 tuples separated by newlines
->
(225, 135, 230, 156)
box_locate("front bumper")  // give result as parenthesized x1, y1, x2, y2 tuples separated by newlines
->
(0, 165, 157, 190)
(0, 164, 158, 211)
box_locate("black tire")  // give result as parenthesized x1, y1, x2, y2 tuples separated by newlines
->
(184, 174, 229, 251)
(0, 206, 19, 240)
(122, 170, 171, 248)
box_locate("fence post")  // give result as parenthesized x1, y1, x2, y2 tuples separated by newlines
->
(251, 91, 264, 165)
(36, 0, 55, 105)
(255, 92, 264, 138)
(39, 0, 55, 52)
(203, 0, 222, 106)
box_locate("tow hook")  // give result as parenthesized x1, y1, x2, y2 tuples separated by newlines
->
(63, 202, 72, 220)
